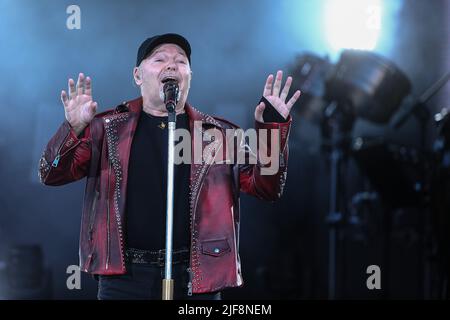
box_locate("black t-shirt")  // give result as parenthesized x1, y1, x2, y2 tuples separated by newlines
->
(125, 111, 191, 251)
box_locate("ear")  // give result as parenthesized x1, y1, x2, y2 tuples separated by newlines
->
(133, 67, 142, 86)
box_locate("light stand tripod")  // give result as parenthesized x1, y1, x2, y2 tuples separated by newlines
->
(322, 101, 355, 300)
(321, 49, 411, 299)
(391, 71, 450, 299)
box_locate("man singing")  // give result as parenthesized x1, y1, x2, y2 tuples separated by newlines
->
(38, 33, 301, 299)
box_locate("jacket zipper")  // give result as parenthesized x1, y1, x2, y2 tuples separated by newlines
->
(52, 154, 61, 167)
(106, 161, 111, 270)
(88, 190, 99, 242)
(52, 131, 80, 167)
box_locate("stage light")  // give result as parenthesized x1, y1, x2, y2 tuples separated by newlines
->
(324, 0, 382, 52)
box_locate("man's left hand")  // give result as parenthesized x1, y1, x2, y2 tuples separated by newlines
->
(255, 70, 301, 122)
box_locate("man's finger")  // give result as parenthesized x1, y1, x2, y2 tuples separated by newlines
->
(279, 76, 292, 102)
(254, 102, 266, 122)
(68, 78, 76, 98)
(77, 73, 85, 96)
(85, 76, 92, 96)
(263, 74, 274, 97)
(286, 90, 301, 111)
(61, 90, 69, 107)
(272, 70, 283, 97)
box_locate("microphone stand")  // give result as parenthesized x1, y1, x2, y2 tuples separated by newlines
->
(162, 92, 177, 300)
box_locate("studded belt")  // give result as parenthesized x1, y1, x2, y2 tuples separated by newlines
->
(125, 247, 190, 266)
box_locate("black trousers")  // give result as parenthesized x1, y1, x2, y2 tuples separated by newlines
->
(97, 262, 221, 300)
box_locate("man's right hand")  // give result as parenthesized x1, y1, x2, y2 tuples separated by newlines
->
(61, 73, 98, 136)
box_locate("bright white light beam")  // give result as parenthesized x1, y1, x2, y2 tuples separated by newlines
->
(324, 0, 382, 52)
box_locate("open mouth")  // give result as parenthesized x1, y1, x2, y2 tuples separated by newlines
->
(161, 76, 179, 84)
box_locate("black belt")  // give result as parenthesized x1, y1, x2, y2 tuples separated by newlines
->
(125, 248, 190, 266)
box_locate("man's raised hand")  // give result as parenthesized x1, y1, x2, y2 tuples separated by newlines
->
(61, 73, 97, 136)
(255, 70, 301, 123)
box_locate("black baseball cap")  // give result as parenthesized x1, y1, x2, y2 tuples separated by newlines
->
(136, 33, 191, 67)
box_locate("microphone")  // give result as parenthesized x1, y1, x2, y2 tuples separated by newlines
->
(163, 80, 180, 113)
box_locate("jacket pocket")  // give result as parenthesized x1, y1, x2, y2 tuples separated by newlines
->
(201, 238, 231, 257)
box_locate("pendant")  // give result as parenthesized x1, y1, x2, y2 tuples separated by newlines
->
(158, 121, 166, 129)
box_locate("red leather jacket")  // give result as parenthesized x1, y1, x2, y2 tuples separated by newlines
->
(38, 97, 291, 294)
